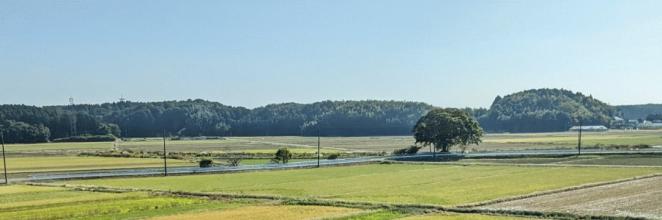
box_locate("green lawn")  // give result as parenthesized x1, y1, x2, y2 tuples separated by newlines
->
(0, 156, 194, 174)
(64, 164, 662, 206)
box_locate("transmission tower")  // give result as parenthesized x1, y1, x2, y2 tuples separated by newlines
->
(69, 97, 77, 136)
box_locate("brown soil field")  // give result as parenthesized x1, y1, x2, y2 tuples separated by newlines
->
(482, 176, 662, 219)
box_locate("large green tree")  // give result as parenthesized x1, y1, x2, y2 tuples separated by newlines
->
(413, 108, 483, 155)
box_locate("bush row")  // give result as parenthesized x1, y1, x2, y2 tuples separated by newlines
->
(52, 135, 117, 143)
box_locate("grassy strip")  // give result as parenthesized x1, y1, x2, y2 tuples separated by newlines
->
(26, 182, 647, 220)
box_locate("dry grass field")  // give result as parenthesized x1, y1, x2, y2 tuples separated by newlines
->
(398, 213, 539, 220)
(0, 156, 193, 174)
(483, 176, 662, 219)
(455, 154, 662, 166)
(149, 205, 362, 220)
(4, 130, 662, 157)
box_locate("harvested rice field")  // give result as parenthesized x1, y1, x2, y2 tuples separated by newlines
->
(483, 176, 662, 219)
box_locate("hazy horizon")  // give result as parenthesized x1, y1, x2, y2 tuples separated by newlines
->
(3, 0, 662, 108)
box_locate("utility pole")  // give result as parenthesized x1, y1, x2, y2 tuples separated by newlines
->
(1, 131, 7, 184)
(163, 128, 168, 176)
(577, 120, 582, 156)
(317, 125, 320, 168)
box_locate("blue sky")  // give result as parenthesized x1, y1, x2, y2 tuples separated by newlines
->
(1, 0, 661, 108)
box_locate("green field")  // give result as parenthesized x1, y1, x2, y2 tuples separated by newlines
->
(0, 185, 544, 220)
(0, 185, 250, 220)
(63, 164, 662, 206)
(0, 156, 193, 174)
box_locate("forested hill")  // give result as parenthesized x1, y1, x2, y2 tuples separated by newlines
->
(617, 104, 662, 120)
(478, 89, 616, 133)
(0, 100, 434, 143)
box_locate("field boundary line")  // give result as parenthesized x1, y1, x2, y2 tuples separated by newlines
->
(455, 173, 662, 209)
(25, 182, 649, 220)
(384, 160, 662, 168)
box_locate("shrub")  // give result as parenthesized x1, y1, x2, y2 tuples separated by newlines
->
(327, 154, 339, 160)
(393, 148, 407, 155)
(226, 158, 241, 166)
(199, 159, 213, 168)
(630, 144, 651, 149)
(393, 145, 421, 155)
(273, 148, 292, 164)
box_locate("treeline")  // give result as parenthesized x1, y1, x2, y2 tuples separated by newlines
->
(646, 114, 662, 121)
(617, 104, 662, 120)
(2, 89, 649, 143)
(477, 89, 616, 133)
(0, 100, 434, 143)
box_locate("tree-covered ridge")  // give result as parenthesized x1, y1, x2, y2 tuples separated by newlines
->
(478, 89, 616, 132)
(0, 100, 434, 143)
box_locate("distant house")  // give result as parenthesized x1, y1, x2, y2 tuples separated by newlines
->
(569, 125, 608, 132)
(639, 121, 662, 130)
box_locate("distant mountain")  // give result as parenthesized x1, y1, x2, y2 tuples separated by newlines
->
(616, 104, 662, 120)
(478, 89, 616, 133)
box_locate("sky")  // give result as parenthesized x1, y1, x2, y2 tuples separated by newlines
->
(1, 0, 662, 108)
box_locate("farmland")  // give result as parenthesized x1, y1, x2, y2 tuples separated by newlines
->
(0, 185, 372, 220)
(4, 130, 662, 157)
(63, 163, 662, 206)
(0, 156, 193, 175)
(454, 154, 662, 166)
(0, 185, 248, 220)
(3, 131, 662, 219)
(483, 176, 662, 219)
(0, 185, 547, 220)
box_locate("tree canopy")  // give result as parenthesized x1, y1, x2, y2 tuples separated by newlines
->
(0, 100, 434, 143)
(413, 108, 483, 153)
(617, 104, 662, 120)
(477, 89, 616, 133)
(646, 114, 662, 121)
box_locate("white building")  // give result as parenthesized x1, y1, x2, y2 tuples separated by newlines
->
(569, 125, 608, 132)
